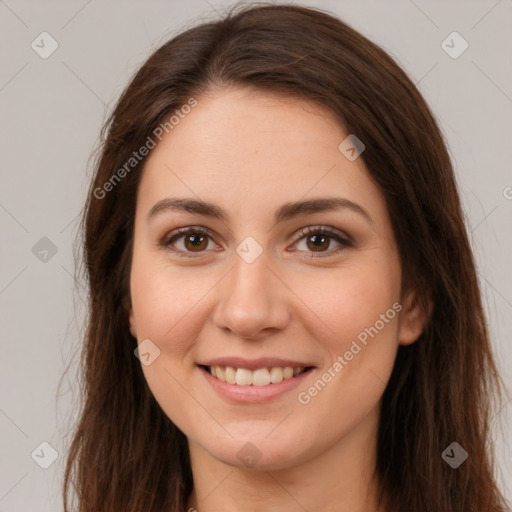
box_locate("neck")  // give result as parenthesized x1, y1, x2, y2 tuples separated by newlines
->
(185, 405, 386, 512)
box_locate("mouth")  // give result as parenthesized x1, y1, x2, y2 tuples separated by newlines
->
(199, 364, 315, 386)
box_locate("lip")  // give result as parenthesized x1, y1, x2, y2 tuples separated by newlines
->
(198, 357, 315, 371)
(198, 364, 315, 404)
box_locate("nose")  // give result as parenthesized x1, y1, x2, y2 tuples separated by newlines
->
(212, 249, 290, 341)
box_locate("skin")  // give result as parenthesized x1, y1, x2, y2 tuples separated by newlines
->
(128, 87, 427, 512)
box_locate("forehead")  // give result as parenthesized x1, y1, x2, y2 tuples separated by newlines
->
(137, 88, 385, 224)
(145, 87, 345, 169)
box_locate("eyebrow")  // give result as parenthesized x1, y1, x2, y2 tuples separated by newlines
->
(146, 196, 373, 225)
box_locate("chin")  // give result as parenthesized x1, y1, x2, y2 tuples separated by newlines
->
(201, 435, 311, 471)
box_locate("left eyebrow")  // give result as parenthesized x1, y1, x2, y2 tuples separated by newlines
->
(275, 197, 373, 225)
(146, 196, 373, 226)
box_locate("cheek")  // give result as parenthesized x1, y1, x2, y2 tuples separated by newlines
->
(299, 254, 401, 347)
(129, 250, 211, 433)
(130, 248, 205, 350)
(292, 257, 401, 420)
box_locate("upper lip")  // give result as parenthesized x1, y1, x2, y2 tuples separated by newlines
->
(198, 357, 316, 371)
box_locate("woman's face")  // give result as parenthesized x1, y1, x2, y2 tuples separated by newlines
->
(129, 87, 423, 471)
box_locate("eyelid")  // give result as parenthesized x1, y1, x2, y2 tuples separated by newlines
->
(160, 225, 220, 258)
(160, 224, 352, 258)
(292, 225, 352, 246)
(288, 225, 352, 259)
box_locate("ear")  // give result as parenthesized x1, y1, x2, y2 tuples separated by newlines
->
(397, 289, 432, 346)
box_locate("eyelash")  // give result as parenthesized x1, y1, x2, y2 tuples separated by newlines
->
(160, 225, 352, 259)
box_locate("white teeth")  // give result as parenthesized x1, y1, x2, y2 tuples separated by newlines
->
(215, 366, 226, 381)
(208, 365, 307, 386)
(252, 368, 271, 386)
(270, 367, 283, 384)
(283, 366, 294, 379)
(225, 366, 236, 384)
(236, 368, 252, 385)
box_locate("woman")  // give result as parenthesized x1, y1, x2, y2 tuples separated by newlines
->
(62, 3, 509, 511)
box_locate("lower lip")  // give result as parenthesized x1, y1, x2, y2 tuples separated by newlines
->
(198, 365, 314, 403)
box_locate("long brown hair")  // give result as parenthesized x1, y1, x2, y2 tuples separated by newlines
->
(61, 3, 509, 511)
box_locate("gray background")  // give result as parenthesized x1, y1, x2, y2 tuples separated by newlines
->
(0, 1, 511, 510)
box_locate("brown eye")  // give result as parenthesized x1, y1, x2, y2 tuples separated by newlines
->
(163, 228, 217, 257)
(162, 225, 351, 259)
(292, 226, 352, 257)
(305, 233, 331, 252)
(183, 232, 209, 252)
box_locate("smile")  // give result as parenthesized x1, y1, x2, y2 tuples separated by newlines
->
(203, 365, 311, 386)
